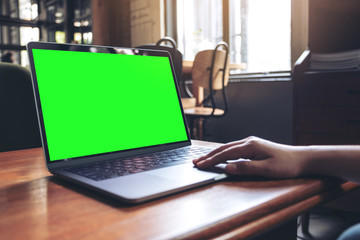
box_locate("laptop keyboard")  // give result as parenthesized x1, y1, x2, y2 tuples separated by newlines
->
(64, 146, 213, 181)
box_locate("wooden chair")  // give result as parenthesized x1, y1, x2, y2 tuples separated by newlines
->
(183, 42, 230, 140)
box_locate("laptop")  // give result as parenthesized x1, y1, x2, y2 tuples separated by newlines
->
(27, 41, 227, 204)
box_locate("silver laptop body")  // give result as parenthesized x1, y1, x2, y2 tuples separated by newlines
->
(27, 41, 227, 204)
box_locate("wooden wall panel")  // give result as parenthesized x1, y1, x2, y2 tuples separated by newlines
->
(92, 0, 131, 47)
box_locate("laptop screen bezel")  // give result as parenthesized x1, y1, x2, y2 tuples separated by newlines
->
(27, 41, 191, 170)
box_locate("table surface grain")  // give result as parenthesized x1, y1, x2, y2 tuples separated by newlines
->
(0, 141, 357, 240)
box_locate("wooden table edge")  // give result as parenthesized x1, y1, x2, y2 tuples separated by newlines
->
(198, 181, 359, 240)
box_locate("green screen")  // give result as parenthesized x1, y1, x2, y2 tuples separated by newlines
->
(32, 49, 188, 161)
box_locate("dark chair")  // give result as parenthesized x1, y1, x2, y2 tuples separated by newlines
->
(0, 62, 41, 152)
(183, 42, 230, 140)
(136, 37, 187, 97)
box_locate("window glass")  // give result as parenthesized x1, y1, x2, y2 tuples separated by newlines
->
(240, 0, 291, 72)
(55, 31, 66, 43)
(1, 0, 92, 65)
(20, 27, 39, 46)
(20, 27, 39, 66)
(177, 0, 291, 72)
(19, 0, 38, 20)
(177, 0, 223, 61)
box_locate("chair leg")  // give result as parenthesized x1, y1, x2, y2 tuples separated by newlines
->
(190, 118, 204, 140)
(193, 118, 199, 140)
(187, 118, 205, 140)
(300, 212, 310, 234)
(198, 118, 204, 140)
(187, 117, 194, 139)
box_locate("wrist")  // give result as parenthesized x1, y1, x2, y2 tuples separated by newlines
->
(291, 145, 323, 177)
(294, 145, 358, 178)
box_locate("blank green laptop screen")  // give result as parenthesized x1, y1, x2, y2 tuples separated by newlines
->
(32, 49, 188, 161)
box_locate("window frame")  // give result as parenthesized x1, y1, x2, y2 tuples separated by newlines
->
(165, 0, 308, 75)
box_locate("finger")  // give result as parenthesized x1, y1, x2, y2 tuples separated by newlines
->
(193, 138, 249, 165)
(225, 160, 271, 177)
(196, 143, 258, 169)
(193, 142, 238, 165)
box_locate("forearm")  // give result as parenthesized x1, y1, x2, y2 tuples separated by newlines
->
(298, 145, 360, 183)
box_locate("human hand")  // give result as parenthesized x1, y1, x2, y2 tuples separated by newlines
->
(193, 136, 308, 178)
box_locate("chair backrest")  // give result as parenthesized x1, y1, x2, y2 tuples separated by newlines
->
(156, 37, 177, 49)
(192, 43, 229, 90)
(191, 42, 230, 115)
(136, 37, 184, 95)
(0, 62, 41, 152)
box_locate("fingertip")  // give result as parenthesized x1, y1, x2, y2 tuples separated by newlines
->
(193, 158, 203, 167)
(196, 159, 213, 169)
(193, 157, 205, 166)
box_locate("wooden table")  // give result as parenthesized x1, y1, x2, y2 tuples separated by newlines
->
(0, 141, 358, 240)
(182, 60, 246, 75)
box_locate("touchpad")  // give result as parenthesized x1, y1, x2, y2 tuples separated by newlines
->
(147, 162, 222, 182)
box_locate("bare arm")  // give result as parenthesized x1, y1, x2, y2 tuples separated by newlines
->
(193, 136, 360, 183)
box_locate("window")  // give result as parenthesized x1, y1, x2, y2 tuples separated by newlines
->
(45, 0, 92, 44)
(177, 0, 223, 61)
(0, 0, 92, 66)
(176, 0, 291, 73)
(0, 0, 39, 65)
(73, 0, 92, 44)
